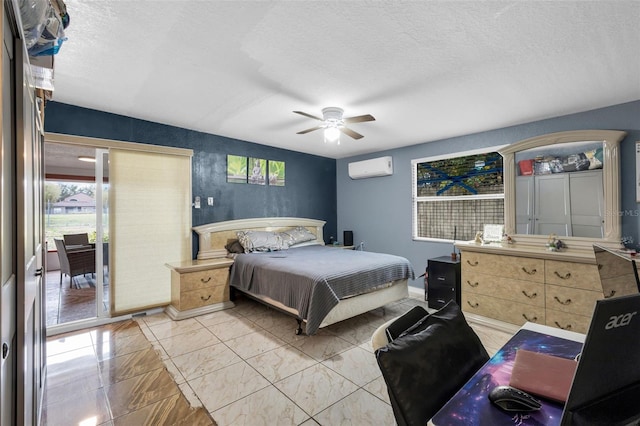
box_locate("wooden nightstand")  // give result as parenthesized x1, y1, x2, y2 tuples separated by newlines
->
(164, 258, 234, 320)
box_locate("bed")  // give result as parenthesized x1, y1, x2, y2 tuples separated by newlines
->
(192, 217, 415, 335)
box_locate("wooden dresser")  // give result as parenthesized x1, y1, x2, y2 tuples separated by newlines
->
(164, 258, 235, 320)
(457, 242, 603, 333)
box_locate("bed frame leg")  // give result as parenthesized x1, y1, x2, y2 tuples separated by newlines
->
(295, 319, 303, 336)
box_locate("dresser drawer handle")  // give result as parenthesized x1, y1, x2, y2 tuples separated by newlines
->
(522, 313, 538, 322)
(554, 271, 571, 280)
(522, 267, 537, 275)
(521, 290, 537, 299)
(554, 321, 573, 330)
(200, 276, 212, 283)
(467, 301, 479, 308)
(604, 290, 616, 299)
(598, 264, 603, 270)
(466, 260, 479, 267)
(466, 280, 479, 288)
(553, 296, 572, 305)
(200, 294, 212, 301)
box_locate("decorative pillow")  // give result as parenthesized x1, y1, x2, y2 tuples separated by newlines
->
(236, 230, 288, 253)
(279, 226, 316, 246)
(584, 147, 604, 170)
(375, 301, 489, 426)
(224, 239, 245, 254)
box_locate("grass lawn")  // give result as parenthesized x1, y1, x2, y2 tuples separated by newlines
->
(45, 213, 107, 248)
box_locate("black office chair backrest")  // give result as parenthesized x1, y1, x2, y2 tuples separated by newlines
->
(375, 301, 489, 426)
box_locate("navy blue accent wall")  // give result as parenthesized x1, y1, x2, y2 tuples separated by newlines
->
(337, 100, 640, 290)
(44, 102, 337, 258)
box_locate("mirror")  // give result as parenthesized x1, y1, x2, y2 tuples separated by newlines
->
(500, 130, 626, 250)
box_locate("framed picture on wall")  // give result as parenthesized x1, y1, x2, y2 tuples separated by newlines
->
(227, 155, 248, 183)
(249, 157, 266, 185)
(268, 160, 285, 186)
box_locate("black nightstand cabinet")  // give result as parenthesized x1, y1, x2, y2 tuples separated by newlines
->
(427, 256, 461, 309)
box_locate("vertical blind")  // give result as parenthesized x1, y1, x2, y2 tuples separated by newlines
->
(110, 149, 191, 314)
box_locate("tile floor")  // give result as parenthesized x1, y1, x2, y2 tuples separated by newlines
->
(41, 295, 514, 425)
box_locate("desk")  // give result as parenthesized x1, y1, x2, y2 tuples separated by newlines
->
(430, 322, 585, 426)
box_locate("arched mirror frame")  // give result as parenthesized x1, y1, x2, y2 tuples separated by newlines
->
(499, 130, 627, 253)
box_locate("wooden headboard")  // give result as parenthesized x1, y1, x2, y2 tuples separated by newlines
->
(192, 217, 326, 260)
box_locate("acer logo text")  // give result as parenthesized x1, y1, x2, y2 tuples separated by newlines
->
(605, 311, 637, 330)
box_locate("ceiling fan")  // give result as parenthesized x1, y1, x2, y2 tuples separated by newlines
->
(293, 107, 375, 141)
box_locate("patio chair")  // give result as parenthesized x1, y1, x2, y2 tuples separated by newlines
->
(63, 233, 90, 248)
(54, 238, 96, 288)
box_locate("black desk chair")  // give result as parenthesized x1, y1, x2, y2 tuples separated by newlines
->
(374, 301, 489, 426)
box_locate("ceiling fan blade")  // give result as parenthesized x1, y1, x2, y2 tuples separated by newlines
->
(340, 127, 364, 140)
(343, 114, 375, 124)
(296, 126, 323, 135)
(293, 111, 322, 121)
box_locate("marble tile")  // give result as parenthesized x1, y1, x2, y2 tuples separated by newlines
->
(41, 387, 111, 426)
(46, 346, 102, 391)
(274, 363, 358, 417)
(137, 322, 157, 342)
(163, 358, 187, 385)
(112, 393, 214, 426)
(195, 308, 242, 328)
(148, 318, 203, 340)
(204, 316, 261, 342)
(254, 313, 307, 344)
(139, 311, 173, 327)
(92, 329, 153, 361)
(324, 320, 379, 346)
(230, 297, 273, 318)
(212, 385, 309, 426)
(99, 346, 165, 385)
(314, 388, 395, 425)
(291, 331, 355, 361)
(46, 331, 94, 356)
(363, 376, 391, 404)
(245, 345, 317, 383)
(172, 342, 242, 381)
(158, 327, 220, 358)
(224, 330, 287, 359)
(470, 322, 513, 356)
(189, 361, 270, 412)
(178, 382, 205, 409)
(322, 346, 381, 387)
(106, 367, 181, 418)
(299, 419, 320, 426)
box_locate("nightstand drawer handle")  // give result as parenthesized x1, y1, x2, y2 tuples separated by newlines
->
(554, 321, 573, 330)
(466, 260, 479, 267)
(466, 280, 479, 288)
(201, 294, 211, 301)
(522, 313, 538, 322)
(554, 296, 572, 305)
(467, 301, 479, 308)
(522, 267, 537, 275)
(522, 291, 537, 299)
(554, 271, 571, 280)
(604, 290, 616, 299)
(200, 276, 212, 283)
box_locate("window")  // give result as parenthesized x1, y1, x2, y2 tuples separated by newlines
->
(412, 147, 505, 242)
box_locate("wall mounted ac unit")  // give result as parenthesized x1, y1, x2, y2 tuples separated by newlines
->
(348, 156, 393, 179)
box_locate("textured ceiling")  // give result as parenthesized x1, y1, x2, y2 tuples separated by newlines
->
(50, 1, 640, 159)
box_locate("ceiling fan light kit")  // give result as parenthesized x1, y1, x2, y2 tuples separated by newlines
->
(294, 107, 375, 143)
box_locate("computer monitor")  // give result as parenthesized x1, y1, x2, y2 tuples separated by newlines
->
(561, 293, 640, 425)
(593, 244, 640, 298)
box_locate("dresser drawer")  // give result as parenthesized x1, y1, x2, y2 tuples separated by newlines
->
(462, 293, 545, 326)
(180, 268, 229, 293)
(545, 284, 602, 317)
(544, 260, 600, 291)
(545, 309, 592, 334)
(462, 252, 544, 283)
(462, 272, 544, 307)
(178, 286, 228, 310)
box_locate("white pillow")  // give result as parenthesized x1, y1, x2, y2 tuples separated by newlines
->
(236, 230, 289, 253)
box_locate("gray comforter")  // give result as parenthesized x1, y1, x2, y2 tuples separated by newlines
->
(229, 245, 415, 334)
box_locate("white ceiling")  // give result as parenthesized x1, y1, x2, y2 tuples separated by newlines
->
(50, 1, 640, 160)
